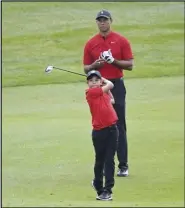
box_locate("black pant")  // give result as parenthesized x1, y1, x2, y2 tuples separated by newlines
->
(92, 124, 118, 195)
(110, 78, 128, 169)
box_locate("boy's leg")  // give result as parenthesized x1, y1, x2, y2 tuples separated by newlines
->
(92, 129, 107, 195)
(104, 125, 119, 194)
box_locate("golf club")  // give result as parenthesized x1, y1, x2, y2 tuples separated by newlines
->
(45, 65, 86, 77)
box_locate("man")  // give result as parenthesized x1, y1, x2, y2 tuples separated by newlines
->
(83, 10, 134, 177)
(86, 70, 118, 200)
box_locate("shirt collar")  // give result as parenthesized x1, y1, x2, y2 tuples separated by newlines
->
(98, 31, 113, 39)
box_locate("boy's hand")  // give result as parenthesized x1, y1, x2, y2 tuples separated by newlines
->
(101, 78, 106, 86)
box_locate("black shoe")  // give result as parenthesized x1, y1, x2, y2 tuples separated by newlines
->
(117, 167, 129, 177)
(96, 191, 112, 201)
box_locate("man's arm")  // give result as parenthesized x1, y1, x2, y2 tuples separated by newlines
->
(100, 50, 133, 71)
(83, 41, 105, 74)
(117, 37, 134, 71)
(100, 36, 134, 71)
(112, 59, 134, 71)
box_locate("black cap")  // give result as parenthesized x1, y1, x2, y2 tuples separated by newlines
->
(96, 10, 112, 20)
(86, 70, 102, 80)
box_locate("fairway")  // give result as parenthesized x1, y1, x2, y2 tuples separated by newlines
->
(2, 1, 184, 207)
(2, 76, 184, 207)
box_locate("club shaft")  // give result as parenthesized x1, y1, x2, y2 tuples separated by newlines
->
(53, 67, 86, 77)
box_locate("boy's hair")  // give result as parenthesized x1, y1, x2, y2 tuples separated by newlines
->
(86, 70, 102, 80)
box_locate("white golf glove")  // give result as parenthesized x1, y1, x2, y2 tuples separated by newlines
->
(100, 49, 114, 64)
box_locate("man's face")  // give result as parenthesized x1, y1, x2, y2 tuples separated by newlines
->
(96, 17, 112, 33)
(87, 76, 102, 88)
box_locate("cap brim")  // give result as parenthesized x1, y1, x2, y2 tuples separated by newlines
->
(87, 74, 101, 80)
(96, 15, 110, 20)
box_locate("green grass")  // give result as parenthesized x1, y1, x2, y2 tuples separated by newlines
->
(2, 76, 184, 207)
(2, 2, 184, 87)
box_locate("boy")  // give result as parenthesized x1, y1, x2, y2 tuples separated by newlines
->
(86, 70, 119, 201)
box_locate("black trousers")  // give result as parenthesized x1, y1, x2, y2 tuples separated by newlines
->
(92, 124, 118, 195)
(110, 78, 128, 169)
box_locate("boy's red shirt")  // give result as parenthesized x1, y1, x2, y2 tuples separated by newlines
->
(86, 87, 118, 130)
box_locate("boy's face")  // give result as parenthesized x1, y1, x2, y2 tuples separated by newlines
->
(87, 76, 102, 88)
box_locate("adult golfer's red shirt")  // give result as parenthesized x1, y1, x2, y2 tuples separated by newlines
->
(86, 87, 118, 130)
(83, 31, 133, 79)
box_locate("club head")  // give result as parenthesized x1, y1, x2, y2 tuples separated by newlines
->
(45, 65, 54, 73)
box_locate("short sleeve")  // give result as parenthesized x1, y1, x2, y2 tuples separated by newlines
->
(121, 37, 134, 60)
(86, 88, 103, 98)
(83, 42, 93, 65)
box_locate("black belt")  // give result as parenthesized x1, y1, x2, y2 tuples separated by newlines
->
(105, 123, 117, 129)
(102, 124, 117, 130)
(109, 77, 123, 82)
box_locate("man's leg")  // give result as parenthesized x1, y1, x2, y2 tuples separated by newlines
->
(104, 125, 118, 194)
(110, 78, 128, 175)
(92, 129, 107, 195)
(114, 103, 129, 176)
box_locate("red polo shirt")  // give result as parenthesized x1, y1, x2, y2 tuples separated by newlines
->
(83, 31, 133, 79)
(86, 87, 118, 130)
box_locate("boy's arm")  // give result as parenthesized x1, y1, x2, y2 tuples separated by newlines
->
(101, 77, 114, 93)
(108, 90, 115, 104)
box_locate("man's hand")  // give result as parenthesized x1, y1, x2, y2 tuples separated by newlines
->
(100, 49, 114, 64)
(84, 58, 105, 74)
(91, 58, 105, 70)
